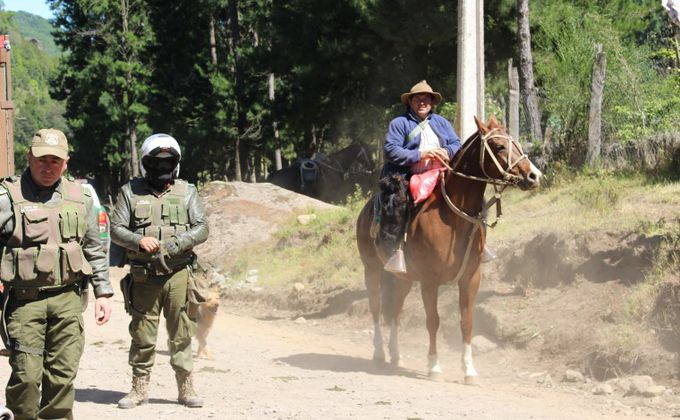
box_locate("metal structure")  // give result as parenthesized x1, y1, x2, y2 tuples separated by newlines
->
(0, 35, 13, 178)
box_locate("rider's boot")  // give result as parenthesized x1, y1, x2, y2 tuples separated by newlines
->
(481, 244, 497, 263)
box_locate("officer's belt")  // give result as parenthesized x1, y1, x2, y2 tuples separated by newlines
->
(10, 282, 81, 301)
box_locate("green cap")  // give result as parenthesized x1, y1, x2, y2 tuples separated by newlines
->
(31, 129, 69, 159)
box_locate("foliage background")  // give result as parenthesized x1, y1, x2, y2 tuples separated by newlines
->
(0, 0, 678, 196)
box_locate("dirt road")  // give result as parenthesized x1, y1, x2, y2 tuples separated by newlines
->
(0, 272, 668, 420)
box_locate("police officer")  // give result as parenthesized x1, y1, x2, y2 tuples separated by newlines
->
(0, 128, 113, 420)
(111, 134, 208, 409)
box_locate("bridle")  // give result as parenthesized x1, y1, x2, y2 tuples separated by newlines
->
(449, 128, 530, 186)
(434, 127, 530, 283)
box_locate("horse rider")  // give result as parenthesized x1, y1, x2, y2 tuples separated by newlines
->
(0, 128, 113, 420)
(110, 134, 209, 409)
(379, 80, 496, 271)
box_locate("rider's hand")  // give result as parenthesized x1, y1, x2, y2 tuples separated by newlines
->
(139, 236, 161, 253)
(422, 148, 449, 162)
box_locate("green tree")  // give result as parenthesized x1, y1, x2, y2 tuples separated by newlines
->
(49, 0, 153, 195)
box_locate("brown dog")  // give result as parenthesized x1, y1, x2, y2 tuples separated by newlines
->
(196, 285, 220, 360)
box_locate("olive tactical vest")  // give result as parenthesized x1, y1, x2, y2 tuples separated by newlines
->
(0, 177, 92, 289)
(126, 179, 192, 268)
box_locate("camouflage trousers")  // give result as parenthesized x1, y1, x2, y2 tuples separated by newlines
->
(128, 268, 196, 377)
(4, 285, 84, 420)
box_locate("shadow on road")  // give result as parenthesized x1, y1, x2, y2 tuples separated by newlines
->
(275, 353, 426, 380)
(75, 388, 176, 406)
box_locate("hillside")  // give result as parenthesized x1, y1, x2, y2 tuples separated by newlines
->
(9, 11, 59, 56)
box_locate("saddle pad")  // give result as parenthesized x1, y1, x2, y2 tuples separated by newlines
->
(410, 168, 446, 204)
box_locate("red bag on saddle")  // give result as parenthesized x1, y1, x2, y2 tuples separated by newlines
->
(410, 168, 446, 204)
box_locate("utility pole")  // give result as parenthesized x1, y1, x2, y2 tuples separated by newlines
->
(0, 35, 14, 177)
(456, 0, 479, 141)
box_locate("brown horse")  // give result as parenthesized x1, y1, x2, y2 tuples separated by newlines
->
(355, 116, 541, 384)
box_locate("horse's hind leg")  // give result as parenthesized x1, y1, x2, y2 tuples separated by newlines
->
(383, 273, 412, 367)
(421, 281, 442, 379)
(365, 265, 385, 363)
(459, 271, 481, 384)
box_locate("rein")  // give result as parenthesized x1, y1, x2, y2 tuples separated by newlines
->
(434, 128, 527, 283)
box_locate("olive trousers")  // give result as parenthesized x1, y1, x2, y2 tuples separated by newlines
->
(128, 268, 196, 378)
(4, 285, 84, 420)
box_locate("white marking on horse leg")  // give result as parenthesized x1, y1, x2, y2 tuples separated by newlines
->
(388, 320, 400, 366)
(461, 343, 478, 383)
(428, 353, 442, 378)
(372, 321, 385, 363)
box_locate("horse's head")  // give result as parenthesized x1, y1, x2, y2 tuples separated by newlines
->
(468, 116, 541, 190)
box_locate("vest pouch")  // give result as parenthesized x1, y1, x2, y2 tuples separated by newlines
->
(1, 248, 16, 281)
(133, 202, 153, 228)
(143, 226, 160, 239)
(59, 209, 79, 240)
(17, 248, 38, 281)
(130, 264, 148, 282)
(160, 226, 175, 240)
(22, 208, 50, 244)
(60, 242, 92, 283)
(174, 225, 188, 235)
(36, 244, 59, 274)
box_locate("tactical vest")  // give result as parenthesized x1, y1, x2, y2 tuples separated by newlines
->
(126, 179, 191, 268)
(0, 177, 92, 289)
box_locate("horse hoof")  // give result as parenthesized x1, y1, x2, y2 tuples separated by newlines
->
(464, 375, 478, 386)
(373, 355, 386, 365)
(428, 370, 443, 381)
(389, 357, 400, 368)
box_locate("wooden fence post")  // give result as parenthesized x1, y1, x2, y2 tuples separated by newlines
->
(587, 44, 606, 166)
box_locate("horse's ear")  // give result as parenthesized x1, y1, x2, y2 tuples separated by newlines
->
(474, 116, 487, 133)
(488, 115, 499, 126)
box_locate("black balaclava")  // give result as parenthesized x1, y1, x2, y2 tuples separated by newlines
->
(142, 155, 179, 190)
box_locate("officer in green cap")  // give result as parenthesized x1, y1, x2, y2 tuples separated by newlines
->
(111, 133, 208, 409)
(0, 128, 113, 420)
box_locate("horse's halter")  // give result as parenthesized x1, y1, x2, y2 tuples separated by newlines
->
(451, 128, 530, 186)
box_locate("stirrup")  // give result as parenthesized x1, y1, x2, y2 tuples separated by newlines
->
(481, 245, 497, 263)
(384, 247, 407, 273)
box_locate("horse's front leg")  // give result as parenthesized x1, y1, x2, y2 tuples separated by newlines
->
(421, 281, 442, 379)
(459, 270, 481, 384)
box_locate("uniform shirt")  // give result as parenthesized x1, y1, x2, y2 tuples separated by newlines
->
(0, 170, 113, 297)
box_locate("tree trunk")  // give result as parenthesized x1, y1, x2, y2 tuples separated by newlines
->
(209, 16, 218, 66)
(228, 0, 244, 181)
(586, 44, 606, 166)
(456, 0, 478, 141)
(507, 59, 520, 140)
(269, 73, 282, 171)
(517, 0, 543, 142)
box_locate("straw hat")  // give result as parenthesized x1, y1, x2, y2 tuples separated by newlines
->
(400, 80, 442, 106)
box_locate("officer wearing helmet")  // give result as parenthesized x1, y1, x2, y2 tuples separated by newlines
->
(0, 128, 113, 419)
(110, 134, 209, 409)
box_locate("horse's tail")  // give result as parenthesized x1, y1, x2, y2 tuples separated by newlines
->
(377, 174, 409, 254)
(381, 271, 395, 324)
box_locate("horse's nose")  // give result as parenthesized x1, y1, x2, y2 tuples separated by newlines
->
(525, 162, 542, 187)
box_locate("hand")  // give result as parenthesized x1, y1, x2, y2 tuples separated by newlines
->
(163, 239, 180, 256)
(139, 237, 161, 253)
(94, 296, 112, 325)
(422, 148, 449, 162)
